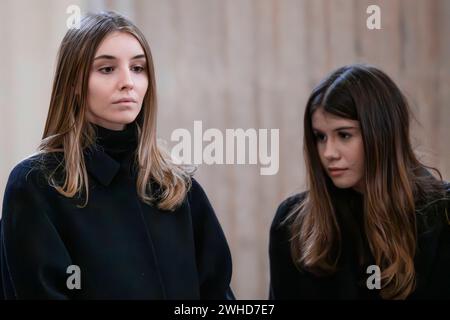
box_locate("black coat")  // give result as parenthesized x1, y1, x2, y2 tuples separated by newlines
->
(0, 127, 234, 300)
(269, 184, 450, 299)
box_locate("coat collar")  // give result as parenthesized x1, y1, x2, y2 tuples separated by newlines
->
(83, 123, 139, 186)
(83, 146, 136, 186)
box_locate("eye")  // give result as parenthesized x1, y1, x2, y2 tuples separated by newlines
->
(314, 132, 326, 143)
(338, 132, 352, 140)
(99, 66, 114, 74)
(131, 65, 145, 73)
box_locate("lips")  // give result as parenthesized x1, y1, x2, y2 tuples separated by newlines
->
(328, 168, 348, 176)
(113, 97, 137, 104)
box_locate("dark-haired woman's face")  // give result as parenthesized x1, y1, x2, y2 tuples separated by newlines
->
(87, 31, 148, 130)
(312, 107, 365, 193)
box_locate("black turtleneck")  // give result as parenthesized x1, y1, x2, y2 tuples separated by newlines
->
(93, 123, 138, 162)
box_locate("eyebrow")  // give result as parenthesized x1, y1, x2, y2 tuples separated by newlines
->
(93, 54, 146, 61)
(313, 126, 359, 132)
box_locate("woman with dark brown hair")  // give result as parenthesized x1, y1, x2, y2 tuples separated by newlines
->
(0, 11, 234, 300)
(269, 64, 450, 300)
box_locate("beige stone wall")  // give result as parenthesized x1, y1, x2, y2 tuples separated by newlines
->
(1, 0, 449, 299)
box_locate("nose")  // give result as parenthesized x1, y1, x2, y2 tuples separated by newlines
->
(119, 68, 134, 91)
(323, 139, 340, 161)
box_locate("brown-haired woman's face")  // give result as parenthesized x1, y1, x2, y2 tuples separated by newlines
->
(312, 107, 365, 193)
(87, 31, 148, 130)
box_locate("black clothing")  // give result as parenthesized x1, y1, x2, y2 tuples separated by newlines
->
(1, 124, 234, 300)
(93, 123, 138, 162)
(269, 185, 450, 299)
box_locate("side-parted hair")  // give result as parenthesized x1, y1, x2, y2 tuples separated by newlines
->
(289, 64, 446, 299)
(39, 11, 191, 210)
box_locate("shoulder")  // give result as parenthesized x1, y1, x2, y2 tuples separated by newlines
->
(5, 154, 45, 191)
(445, 181, 450, 198)
(184, 178, 230, 250)
(416, 181, 450, 233)
(186, 177, 218, 224)
(187, 177, 209, 204)
(441, 181, 450, 225)
(4, 153, 62, 201)
(271, 192, 307, 234)
(2, 154, 64, 228)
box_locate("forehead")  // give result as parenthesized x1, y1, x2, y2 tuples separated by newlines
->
(95, 31, 145, 58)
(311, 107, 359, 130)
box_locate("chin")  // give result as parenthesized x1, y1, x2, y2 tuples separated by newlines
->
(112, 114, 139, 125)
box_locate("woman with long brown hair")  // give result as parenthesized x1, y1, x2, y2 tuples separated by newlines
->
(269, 64, 450, 300)
(1, 11, 234, 299)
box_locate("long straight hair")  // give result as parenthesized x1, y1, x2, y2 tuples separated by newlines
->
(39, 11, 191, 210)
(289, 64, 445, 299)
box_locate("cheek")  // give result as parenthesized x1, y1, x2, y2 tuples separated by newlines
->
(136, 77, 149, 97)
(90, 76, 109, 94)
(88, 75, 112, 105)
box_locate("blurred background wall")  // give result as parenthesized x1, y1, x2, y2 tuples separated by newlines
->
(0, 0, 449, 299)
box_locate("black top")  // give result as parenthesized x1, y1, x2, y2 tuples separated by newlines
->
(1, 123, 234, 299)
(269, 185, 450, 299)
(93, 123, 138, 162)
